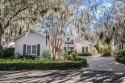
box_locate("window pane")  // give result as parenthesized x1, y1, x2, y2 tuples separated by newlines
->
(86, 47, 88, 52)
(27, 46, 31, 55)
(67, 38, 70, 43)
(32, 45, 36, 55)
(64, 47, 66, 51)
(82, 47, 84, 53)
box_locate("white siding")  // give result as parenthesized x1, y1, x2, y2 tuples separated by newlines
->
(76, 43, 93, 53)
(15, 33, 46, 57)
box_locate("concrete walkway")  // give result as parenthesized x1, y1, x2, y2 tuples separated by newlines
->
(84, 56, 125, 72)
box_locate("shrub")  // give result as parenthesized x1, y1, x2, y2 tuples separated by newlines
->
(3, 48, 15, 58)
(18, 55, 36, 59)
(116, 50, 125, 64)
(69, 52, 78, 60)
(0, 58, 87, 70)
(102, 49, 113, 57)
(57, 49, 68, 60)
(80, 58, 87, 66)
(116, 56, 125, 64)
(43, 50, 51, 59)
(95, 44, 107, 54)
(78, 53, 92, 56)
(117, 50, 125, 57)
(68, 55, 74, 61)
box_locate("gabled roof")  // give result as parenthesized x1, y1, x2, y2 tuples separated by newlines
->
(13, 28, 46, 41)
(74, 37, 93, 44)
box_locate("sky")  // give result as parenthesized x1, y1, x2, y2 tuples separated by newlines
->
(38, 0, 114, 34)
(82, 0, 113, 23)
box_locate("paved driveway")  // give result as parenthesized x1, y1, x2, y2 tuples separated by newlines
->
(0, 56, 125, 83)
(84, 56, 125, 72)
(0, 70, 125, 83)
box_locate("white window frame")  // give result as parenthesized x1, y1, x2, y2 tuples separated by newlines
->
(32, 45, 37, 55)
(82, 47, 89, 53)
(26, 45, 37, 55)
(82, 47, 85, 53)
(86, 47, 88, 52)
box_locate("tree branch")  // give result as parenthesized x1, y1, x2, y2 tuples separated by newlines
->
(4, 6, 28, 29)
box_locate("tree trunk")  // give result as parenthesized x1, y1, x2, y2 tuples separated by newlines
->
(0, 35, 4, 57)
(51, 48, 58, 60)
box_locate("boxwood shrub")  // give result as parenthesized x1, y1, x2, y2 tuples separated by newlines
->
(78, 53, 92, 56)
(116, 50, 125, 64)
(116, 56, 125, 64)
(0, 58, 87, 70)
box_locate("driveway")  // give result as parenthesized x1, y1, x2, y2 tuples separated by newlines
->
(0, 70, 125, 83)
(84, 56, 125, 72)
(0, 56, 125, 83)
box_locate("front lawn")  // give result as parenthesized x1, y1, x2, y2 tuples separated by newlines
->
(0, 57, 87, 70)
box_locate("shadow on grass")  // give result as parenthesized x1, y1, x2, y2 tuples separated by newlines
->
(0, 70, 125, 83)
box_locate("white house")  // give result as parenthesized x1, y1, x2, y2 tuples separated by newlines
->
(64, 34, 94, 54)
(14, 29, 95, 57)
(113, 43, 125, 53)
(75, 39, 94, 54)
(14, 29, 46, 57)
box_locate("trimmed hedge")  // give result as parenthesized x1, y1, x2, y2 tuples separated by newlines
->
(116, 56, 125, 64)
(116, 49, 125, 64)
(0, 58, 87, 70)
(78, 53, 92, 56)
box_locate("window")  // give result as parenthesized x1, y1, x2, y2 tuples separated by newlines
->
(119, 44, 124, 50)
(32, 45, 37, 55)
(64, 47, 66, 51)
(27, 45, 31, 55)
(27, 45, 37, 55)
(82, 47, 85, 53)
(67, 38, 70, 43)
(86, 47, 88, 52)
(82, 47, 88, 53)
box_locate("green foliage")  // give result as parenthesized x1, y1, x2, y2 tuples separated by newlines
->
(57, 49, 68, 60)
(68, 52, 87, 66)
(18, 55, 36, 59)
(116, 56, 125, 64)
(102, 49, 113, 57)
(68, 55, 74, 61)
(117, 49, 125, 57)
(95, 44, 107, 54)
(78, 53, 92, 56)
(0, 58, 87, 70)
(116, 49, 125, 64)
(1, 48, 15, 58)
(43, 50, 51, 59)
(76, 57, 87, 66)
(69, 52, 78, 60)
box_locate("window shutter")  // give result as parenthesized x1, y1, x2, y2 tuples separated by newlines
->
(37, 44, 40, 57)
(23, 44, 26, 55)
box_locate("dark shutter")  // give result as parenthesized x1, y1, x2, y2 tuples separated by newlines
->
(37, 44, 40, 57)
(23, 44, 26, 55)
